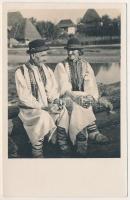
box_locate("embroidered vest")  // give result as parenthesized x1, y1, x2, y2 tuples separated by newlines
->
(18, 63, 47, 100)
(63, 59, 84, 91)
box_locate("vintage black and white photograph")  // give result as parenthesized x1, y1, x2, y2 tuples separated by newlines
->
(8, 6, 121, 159)
(1, 1, 128, 198)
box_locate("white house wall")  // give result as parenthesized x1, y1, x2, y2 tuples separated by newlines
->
(68, 27, 76, 34)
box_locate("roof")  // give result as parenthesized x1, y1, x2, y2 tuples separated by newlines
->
(82, 9, 101, 23)
(8, 26, 12, 31)
(9, 38, 19, 45)
(57, 19, 75, 28)
(10, 18, 41, 41)
(8, 12, 24, 27)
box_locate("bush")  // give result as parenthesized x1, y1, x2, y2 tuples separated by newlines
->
(51, 39, 67, 46)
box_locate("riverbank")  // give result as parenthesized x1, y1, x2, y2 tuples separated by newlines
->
(8, 45, 120, 65)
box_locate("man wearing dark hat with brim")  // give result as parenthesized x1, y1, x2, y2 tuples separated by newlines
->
(15, 39, 70, 158)
(54, 36, 110, 155)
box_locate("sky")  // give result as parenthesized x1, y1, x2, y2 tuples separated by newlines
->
(17, 9, 120, 24)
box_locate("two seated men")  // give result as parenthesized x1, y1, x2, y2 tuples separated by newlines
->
(15, 37, 110, 158)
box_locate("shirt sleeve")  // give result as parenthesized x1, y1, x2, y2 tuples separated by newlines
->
(54, 63, 72, 96)
(84, 62, 99, 101)
(15, 68, 42, 109)
(46, 67, 60, 101)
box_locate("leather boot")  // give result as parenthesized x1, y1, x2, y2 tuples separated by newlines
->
(57, 126, 71, 154)
(88, 131, 109, 144)
(87, 122, 109, 144)
(75, 129, 88, 156)
(32, 139, 44, 158)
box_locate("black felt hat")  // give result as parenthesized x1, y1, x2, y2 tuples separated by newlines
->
(27, 39, 49, 54)
(64, 37, 83, 50)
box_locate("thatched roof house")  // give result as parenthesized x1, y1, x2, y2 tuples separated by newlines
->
(8, 12, 24, 27)
(57, 19, 76, 34)
(57, 19, 75, 28)
(8, 12, 41, 46)
(77, 9, 101, 36)
(9, 18, 41, 43)
(82, 9, 101, 23)
(14, 18, 41, 42)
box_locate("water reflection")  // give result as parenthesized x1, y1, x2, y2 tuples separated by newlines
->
(91, 62, 120, 84)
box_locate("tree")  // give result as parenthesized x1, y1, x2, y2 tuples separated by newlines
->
(101, 15, 112, 25)
(36, 21, 61, 40)
(112, 16, 121, 36)
(101, 15, 113, 36)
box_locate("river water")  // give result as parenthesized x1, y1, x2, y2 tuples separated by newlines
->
(91, 62, 120, 84)
(46, 62, 120, 84)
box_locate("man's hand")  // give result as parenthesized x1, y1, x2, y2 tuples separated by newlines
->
(98, 97, 115, 113)
(42, 98, 64, 114)
(41, 101, 63, 114)
(48, 99, 64, 114)
(81, 95, 95, 108)
(48, 103, 61, 114)
(53, 98, 64, 110)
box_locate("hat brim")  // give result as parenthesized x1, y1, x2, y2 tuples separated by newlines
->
(27, 46, 49, 54)
(64, 45, 84, 50)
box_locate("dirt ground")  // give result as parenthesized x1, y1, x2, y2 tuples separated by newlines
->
(8, 108, 120, 158)
(8, 122, 120, 158)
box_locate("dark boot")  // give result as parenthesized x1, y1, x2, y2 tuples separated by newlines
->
(88, 131, 109, 144)
(57, 126, 71, 154)
(75, 130, 88, 156)
(87, 122, 109, 144)
(8, 136, 19, 158)
(49, 129, 57, 145)
(32, 139, 44, 158)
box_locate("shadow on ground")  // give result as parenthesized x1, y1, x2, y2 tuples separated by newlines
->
(8, 116, 120, 159)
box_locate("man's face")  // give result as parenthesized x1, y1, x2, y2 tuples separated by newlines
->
(32, 51, 48, 65)
(68, 49, 80, 61)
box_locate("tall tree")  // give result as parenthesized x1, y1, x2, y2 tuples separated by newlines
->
(112, 16, 121, 36)
(101, 15, 113, 36)
(36, 21, 61, 40)
(101, 15, 112, 24)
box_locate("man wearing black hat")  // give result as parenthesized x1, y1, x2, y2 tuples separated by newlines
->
(15, 39, 70, 158)
(54, 36, 109, 155)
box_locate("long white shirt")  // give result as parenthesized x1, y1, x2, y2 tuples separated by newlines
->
(15, 63, 59, 109)
(15, 62, 69, 144)
(54, 59, 97, 144)
(54, 60, 99, 101)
